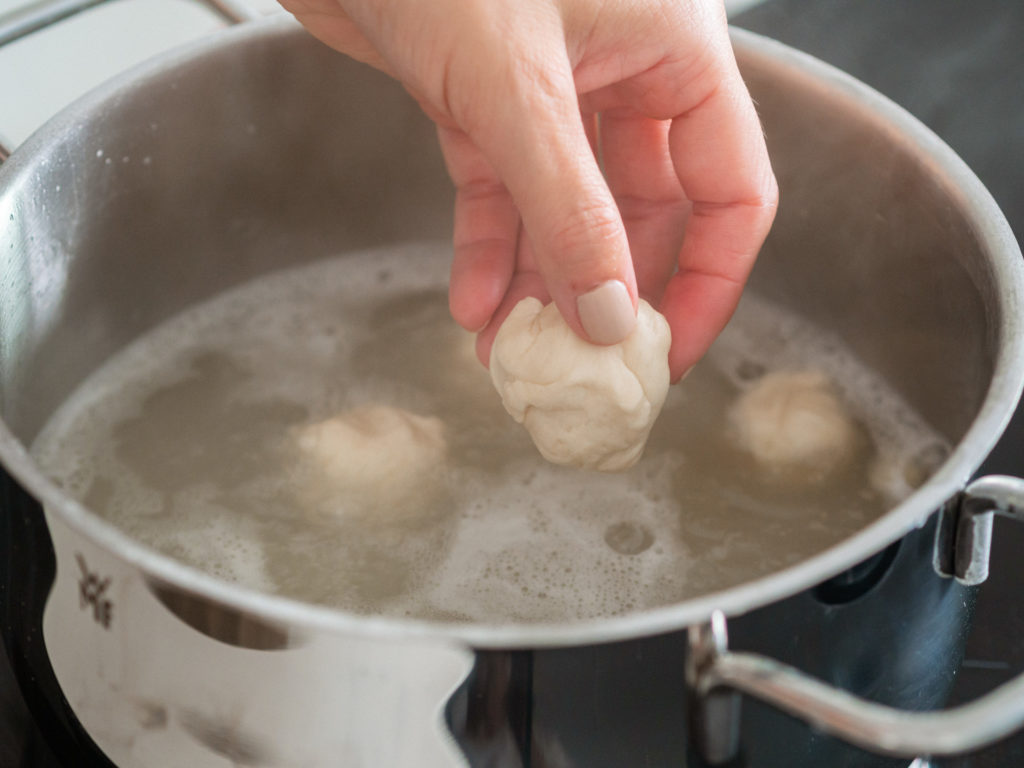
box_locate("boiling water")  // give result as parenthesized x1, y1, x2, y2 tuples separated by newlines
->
(32, 242, 948, 623)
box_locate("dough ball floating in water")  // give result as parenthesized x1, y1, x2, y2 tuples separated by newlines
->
(489, 297, 671, 472)
(292, 404, 447, 515)
(728, 369, 862, 480)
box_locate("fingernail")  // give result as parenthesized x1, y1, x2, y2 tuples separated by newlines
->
(576, 280, 636, 345)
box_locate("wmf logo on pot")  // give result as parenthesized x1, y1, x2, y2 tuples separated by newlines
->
(76, 553, 113, 629)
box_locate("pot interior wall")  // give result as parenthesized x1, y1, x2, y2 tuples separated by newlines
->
(739, 47, 995, 445)
(0, 28, 452, 443)
(0, 24, 1000, 456)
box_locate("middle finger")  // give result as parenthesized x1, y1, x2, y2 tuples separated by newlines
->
(599, 112, 689, 304)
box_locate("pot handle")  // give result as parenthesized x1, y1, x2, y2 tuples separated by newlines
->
(934, 474, 1024, 585)
(688, 474, 1024, 764)
(0, 0, 261, 160)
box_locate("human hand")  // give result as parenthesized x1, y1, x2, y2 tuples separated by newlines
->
(280, 0, 777, 381)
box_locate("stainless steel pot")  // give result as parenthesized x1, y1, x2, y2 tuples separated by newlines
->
(2, 13, 1024, 768)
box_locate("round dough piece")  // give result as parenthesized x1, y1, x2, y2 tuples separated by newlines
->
(489, 297, 671, 472)
(292, 404, 447, 514)
(728, 369, 861, 479)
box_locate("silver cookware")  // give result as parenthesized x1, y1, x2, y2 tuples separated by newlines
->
(2, 13, 1024, 768)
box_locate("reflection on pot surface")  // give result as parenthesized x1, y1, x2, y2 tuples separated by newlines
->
(31, 241, 949, 624)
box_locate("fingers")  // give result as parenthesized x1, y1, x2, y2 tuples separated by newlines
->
(439, 126, 519, 332)
(474, 266, 550, 367)
(441, 122, 551, 365)
(662, 63, 778, 381)
(576, 8, 776, 380)
(458, 42, 639, 346)
(285, 0, 775, 379)
(278, 0, 391, 74)
(587, 24, 776, 379)
(599, 113, 688, 306)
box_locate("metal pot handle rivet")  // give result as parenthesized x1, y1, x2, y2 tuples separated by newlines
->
(690, 475, 1024, 764)
(934, 474, 1024, 585)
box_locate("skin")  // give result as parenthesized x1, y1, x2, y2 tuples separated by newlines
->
(279, 0, 778, 381)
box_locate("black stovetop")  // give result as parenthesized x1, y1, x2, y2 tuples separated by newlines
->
(2, 0, 1022, 766)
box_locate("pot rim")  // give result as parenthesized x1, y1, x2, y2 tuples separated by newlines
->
(1, 18, 1022, 649)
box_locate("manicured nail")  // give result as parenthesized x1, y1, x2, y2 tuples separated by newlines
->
(576, 280, 636, 345)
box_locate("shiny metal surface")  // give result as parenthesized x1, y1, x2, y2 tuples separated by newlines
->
(0, 18, 1021, 648)
(692, 613, 1024, 760)
(517, 502, 975, 767)
(692, 474, 1024, 763)
(681, 515, 980, 766)
(934, 475, 1024, 586)
(687, 613, 741, 765)
(0, 14, 1022, 766)
(40, 506, 475, 767)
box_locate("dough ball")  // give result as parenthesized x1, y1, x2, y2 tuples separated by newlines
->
(489, 297, 671, 472)
(292, 404, 447, 515)
(728, 369, 862, 479)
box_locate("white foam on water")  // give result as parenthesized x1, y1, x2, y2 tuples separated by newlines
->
(32, 241, 951, 623)
(713, 293, 951, 504)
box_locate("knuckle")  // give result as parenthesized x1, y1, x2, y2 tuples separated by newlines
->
(616, 192, 689, 227)
(546, 203, 624, 264)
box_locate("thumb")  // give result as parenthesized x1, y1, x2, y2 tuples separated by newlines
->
(460, 47, 638, 345)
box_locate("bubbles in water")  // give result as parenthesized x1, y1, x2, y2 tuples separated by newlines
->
(604, 522, 654, 555)
(30, 242, 950, 625)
